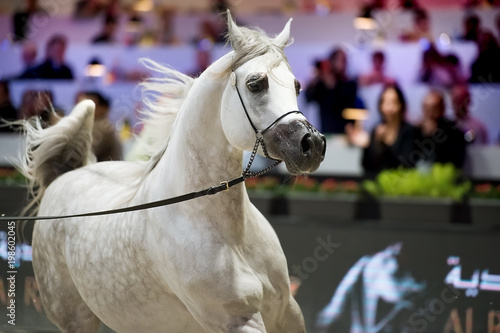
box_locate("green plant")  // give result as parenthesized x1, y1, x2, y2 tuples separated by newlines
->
(362, 163, 471, 201)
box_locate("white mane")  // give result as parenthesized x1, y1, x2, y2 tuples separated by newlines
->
(131, 58, 195, 166)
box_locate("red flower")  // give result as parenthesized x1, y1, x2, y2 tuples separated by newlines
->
(292, 176, 318, 192)
(342, 180, 359, 192)
(475, 183, 492, 193)
(320, 178, 338, 193)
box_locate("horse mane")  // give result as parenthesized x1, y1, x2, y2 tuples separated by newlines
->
(131, 58, 195, 171)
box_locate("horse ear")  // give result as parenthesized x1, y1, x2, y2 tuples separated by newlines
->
(274, 18, 293, 49)
(226, 10, 246, 52)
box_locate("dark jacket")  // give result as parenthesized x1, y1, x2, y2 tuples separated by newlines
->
(305, 79, 358, 134)
(415, 118, 466, 168)
(362, 122, 417, 178)
(0, 102, 18, 132)
(27, 60, 74, 80)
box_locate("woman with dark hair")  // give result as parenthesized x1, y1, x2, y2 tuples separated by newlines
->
(347, 84, 417, 177)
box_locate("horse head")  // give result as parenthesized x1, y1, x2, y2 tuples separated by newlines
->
(220, 11, 326, 175)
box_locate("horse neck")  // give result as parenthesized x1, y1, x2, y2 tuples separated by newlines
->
(142, 54, 249, 224)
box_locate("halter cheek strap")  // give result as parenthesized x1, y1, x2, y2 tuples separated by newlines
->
(231, 71, 303, 165)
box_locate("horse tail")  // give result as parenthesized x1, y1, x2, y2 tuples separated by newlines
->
(19, 100, 96, 215)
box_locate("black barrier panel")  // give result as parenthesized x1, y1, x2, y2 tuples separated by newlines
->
(0, 189, 499, 332)
(271, 217, 500, 333)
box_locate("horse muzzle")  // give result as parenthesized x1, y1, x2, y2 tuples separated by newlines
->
(264, 119, 326, 175)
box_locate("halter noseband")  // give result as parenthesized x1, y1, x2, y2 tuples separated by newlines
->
(231, 71, 302, 178)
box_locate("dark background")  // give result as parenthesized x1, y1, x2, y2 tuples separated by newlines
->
(0, 188, 499, 332)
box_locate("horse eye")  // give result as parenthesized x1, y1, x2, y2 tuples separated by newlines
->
(248, 82, 260, 92)
(246, 73, 268, 93)
(294, 79, 301, 96)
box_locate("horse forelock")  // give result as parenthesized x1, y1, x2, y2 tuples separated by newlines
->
(221, 26, 291, 76)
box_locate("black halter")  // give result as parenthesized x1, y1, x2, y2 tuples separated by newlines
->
(0, 72, 304, 221)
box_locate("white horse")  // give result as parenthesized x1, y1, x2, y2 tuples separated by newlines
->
(24, 12, 325, 333)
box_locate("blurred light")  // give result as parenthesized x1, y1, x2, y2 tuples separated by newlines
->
(439, 33, 451, 46)
(464, 130, 475, 143)
(353, 17, 377, 30)
(86, 59, 106, 77)
(342, 108, 368, 121)
(315, 0, 331, 16)
(133, 0, 154, 12)
(419, 38, 431, 51)
(198, 38, 213, 51)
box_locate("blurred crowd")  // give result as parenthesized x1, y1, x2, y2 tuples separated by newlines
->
(303, 5, 500, 177)
(1, 0, 500, 178)
(306, 43, 495, 176)
(11, 0, 230, 47)
(0, 82, 122, 162)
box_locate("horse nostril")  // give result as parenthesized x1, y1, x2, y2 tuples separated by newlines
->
(301, 133, 313, 157)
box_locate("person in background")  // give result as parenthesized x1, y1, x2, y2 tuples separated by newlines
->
(400, 8, 433, 42)
(189, 46, 212, 77)
(76, 91, 122, 161)
(17, 42, 38, 79)
(419, 45, 441, 85)
(346, 84, 417, 178)
(12, 0, 44, 42)
(451, 84, 488, 145)
(195, 19, 225, 45)
(358, 51, 395, 87)
(469, 30, 500, 83)
(92, 14, 117, 44)
(496, 12, 500, 42)
(443, 54, 466, 85)
(399, 0, 420, 9)
(419, 46, 464, 87)
(157, 7, 179, 45)
(74, 0, 108, 19)
(305, 48, 360, 134)
(212, 0, 231, 14)
(0, 81, 18, 132)
(459, 14, 481, 42)
(28, 34, 74, 79)
(18, 89, 62, 127)
(416, 90, 466, 168)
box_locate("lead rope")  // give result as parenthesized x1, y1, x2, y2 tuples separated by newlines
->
(0, 73, 286, 221)
(0, 134, 280, 221)
(243, 136, 281, 179)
